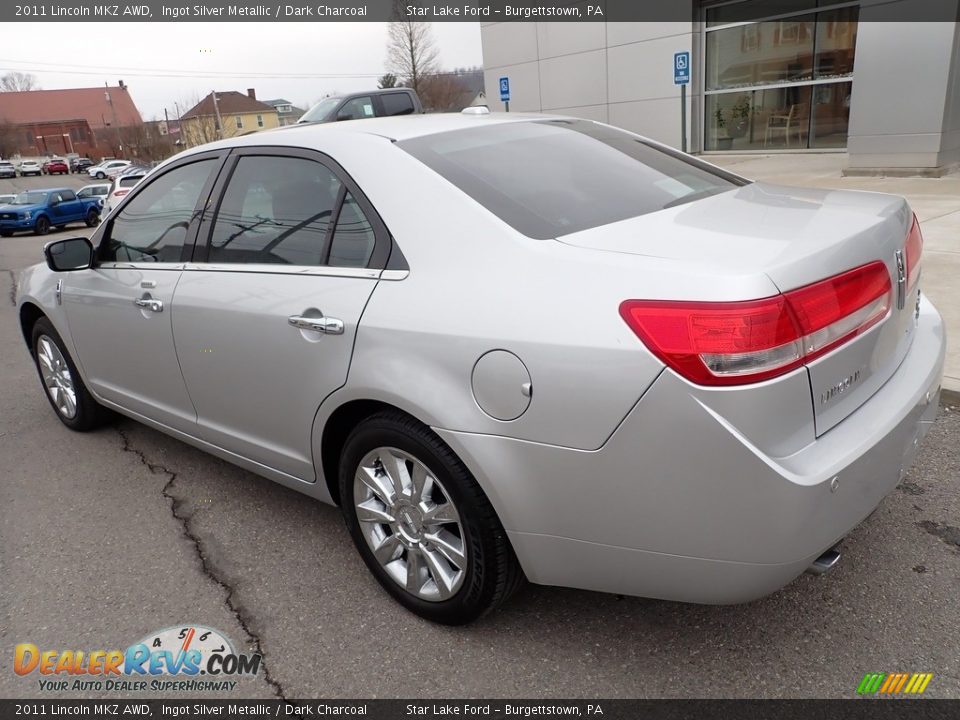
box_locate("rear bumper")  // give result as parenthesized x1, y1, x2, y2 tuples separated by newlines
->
(436, 296, 945, 604)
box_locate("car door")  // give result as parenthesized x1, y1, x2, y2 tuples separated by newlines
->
(171, 147, 391, 481)
(62, 152, 225, 430)
(49, 189, 82, 223)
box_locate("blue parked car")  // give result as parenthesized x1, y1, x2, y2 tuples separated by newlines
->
(0, 188, 101, 237)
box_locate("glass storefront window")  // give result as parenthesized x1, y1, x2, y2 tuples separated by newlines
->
(705, 17, 815, 91)
(810, 81, 853, 147)
(814, 7, 858, 79)
(703, 1, 859, 150)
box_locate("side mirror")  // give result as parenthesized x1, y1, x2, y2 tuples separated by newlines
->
(44, 237, 94, 272)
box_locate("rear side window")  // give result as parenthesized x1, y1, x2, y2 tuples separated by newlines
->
(328, 192, 376, 267)
(381, 92, 415, 116)
(398, 120, 745, 239)
(208, 156, 342, 266)
(99, 159, 216, 263)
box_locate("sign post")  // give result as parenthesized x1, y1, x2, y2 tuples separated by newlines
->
(499, 76, 510, 112)
(674, 51, 690, 153)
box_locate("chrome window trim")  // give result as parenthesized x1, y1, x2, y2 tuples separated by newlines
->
(97, 262, 185, 271)
(182, 263, 382, 280)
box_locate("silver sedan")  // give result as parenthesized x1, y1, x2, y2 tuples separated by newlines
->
(16, 113, 945, 624)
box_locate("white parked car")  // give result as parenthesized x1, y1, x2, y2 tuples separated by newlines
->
(18, 160, 42, 177)
(76, 184, 111, 209)
(102, 171, 147, 214)
(87, 160, 131, 180)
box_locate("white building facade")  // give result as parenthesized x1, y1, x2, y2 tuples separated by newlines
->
(481, 1, 960, 174)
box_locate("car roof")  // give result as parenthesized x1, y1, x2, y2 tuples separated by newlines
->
(221, 112, 563, 145)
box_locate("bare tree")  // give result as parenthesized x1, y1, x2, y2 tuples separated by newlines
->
(1, 72, 39, 92)
(377, 73, 398, 89)
(386, 2, 438, 95)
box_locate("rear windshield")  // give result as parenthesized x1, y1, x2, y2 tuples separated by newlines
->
(398, 119, 746, 239)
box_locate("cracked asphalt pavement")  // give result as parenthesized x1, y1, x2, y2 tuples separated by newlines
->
(1, 191, 959, 698)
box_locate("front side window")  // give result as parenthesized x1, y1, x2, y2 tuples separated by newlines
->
(98, 159, 217, 263)
(399, 120, 743, 239)
(60, 190, 77, 201)
(338, 97, 374, 121)
(207, 155, 342, 266)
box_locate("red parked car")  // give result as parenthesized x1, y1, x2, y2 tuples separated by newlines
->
(41, 159, 69, 175)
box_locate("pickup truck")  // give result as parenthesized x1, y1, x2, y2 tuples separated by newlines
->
(0, 187, 101, 237)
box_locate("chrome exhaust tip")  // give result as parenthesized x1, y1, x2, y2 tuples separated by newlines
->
(807, 547, 841, 575)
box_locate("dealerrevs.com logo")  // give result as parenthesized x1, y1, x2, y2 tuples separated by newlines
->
(14, 625, 261, 692)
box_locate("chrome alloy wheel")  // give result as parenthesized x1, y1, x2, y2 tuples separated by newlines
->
(354, 447, 467, 601)
(37, 335, 77, 419)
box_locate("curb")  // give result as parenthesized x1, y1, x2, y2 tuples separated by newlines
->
(941, 387, 960, 406)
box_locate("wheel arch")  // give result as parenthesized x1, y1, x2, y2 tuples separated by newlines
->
(319, 398, 404, 506)
(19, 301, 46, 352)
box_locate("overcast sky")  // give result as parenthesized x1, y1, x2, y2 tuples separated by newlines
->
(2, 22, 483, 118)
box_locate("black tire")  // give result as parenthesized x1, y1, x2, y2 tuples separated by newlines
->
(85, 208, 99, 227)
(34, 216, 50, 235)
(95, 171, 105, 179)
(339, 411, 523, 625)
(0, 230, 13, 237)
(31, 317, 112, 432)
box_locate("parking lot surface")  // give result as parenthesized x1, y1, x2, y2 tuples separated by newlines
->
(0, 173, 958, 699)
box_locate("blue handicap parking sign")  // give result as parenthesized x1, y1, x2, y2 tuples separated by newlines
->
(499, 77, 510, 102)
(674, 52, 690, 85)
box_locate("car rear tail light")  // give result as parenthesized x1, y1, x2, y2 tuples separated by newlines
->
(620, 261, 892, 386)
(905, 213, 923, 291)
(114, 190, 130, 197)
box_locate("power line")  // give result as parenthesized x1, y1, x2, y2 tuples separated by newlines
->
(0, 58, 480, 81)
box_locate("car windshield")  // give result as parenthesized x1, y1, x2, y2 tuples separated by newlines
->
(399, 120, 746, 239)
(299, 97, 341, 123)
(12, 192, 47, 205)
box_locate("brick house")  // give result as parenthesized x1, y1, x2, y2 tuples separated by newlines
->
(0, 82, 143, 160)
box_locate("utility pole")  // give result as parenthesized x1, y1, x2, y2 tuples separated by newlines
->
(105, 81, 121, 156)
(174, 101, 186, 148)
(211, 90, 224, 140)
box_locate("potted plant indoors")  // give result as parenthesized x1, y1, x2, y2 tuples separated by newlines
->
(713, 107, 734, 150)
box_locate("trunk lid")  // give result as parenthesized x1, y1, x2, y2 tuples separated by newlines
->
(559, 182, 918, 435)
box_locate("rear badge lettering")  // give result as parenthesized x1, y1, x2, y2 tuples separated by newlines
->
(820, 369, 863, 405)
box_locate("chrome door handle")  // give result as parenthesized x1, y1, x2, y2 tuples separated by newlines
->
(288, 315, 344, 335)
(133, 297, 163, 313)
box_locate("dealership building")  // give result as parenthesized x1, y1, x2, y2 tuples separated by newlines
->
(480, 1, 960, 174)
